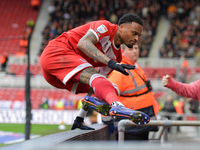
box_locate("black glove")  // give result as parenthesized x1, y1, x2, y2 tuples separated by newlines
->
(71, 116, 95, 130)
(107, 60, 135, 76)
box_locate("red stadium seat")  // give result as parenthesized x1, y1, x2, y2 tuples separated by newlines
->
(0, 0, 41, 55)
(0, 88, 84, 110)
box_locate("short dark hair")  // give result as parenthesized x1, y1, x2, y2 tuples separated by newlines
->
(118, 13, 143, 26)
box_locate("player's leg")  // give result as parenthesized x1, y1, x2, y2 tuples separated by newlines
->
(71, 68, 113, 130)
(70, 81, 96, 130)
(71, 102, 95, 130)
(78, 68, 150, 124)
(40, 46, 96, 130)
(71, 69, 111, 130)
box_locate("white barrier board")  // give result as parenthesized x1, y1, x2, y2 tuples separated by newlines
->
(0, 109, 79, 125)
(0, 109, 102, 125)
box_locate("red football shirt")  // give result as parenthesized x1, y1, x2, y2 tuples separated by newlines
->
(51, 20, 122, 68)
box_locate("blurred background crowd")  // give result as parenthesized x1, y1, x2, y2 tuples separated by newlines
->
(38, 0, 162, 57)
(159, 0, 200, 58)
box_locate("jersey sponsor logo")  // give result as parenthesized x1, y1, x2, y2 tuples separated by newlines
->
(97, 24, 108, 33)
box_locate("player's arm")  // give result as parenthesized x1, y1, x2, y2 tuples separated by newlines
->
(77, 31, 110, 65)
(77, 31, 135, 76)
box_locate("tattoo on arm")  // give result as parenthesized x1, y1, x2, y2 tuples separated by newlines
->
(77, 31, 110, 65)
(79, 67, 97, 84)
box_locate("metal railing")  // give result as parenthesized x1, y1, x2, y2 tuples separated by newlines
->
(118, 119, 200, 143)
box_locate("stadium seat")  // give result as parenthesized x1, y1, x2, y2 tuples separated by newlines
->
(0, 0, 41, 55)
(0, 88, 84, 109)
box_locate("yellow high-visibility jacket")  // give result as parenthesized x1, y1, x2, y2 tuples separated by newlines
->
(108, 56, 158, 133)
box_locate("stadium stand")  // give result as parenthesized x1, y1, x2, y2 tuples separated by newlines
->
(0, 88, 85, 109)
(0, 0, 42, 56)
(159, 0, 200, 58)
(38, 0, 163, 57)
(9, 64, 41, 76)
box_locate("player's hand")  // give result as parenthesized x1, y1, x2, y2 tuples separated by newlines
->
(107, 60, 135, 76)
(162, 75, 170, 87)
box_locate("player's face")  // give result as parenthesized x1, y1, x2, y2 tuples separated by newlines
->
(119, 22, 143, 48)
(123, 45, 139, 64)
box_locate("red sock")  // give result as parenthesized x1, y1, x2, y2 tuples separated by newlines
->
(90, 94, 101, 100)
(90, 75, 120, 105)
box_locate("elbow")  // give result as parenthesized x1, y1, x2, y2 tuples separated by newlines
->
(77, 39, 84, 50)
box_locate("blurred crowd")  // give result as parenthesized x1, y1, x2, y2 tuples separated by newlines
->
(38, 0, 163, 58)
(160, 94, 199, 113)
(159, 0, 200, 58)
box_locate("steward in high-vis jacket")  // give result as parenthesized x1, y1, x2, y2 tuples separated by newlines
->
(107, 44, 158, 140)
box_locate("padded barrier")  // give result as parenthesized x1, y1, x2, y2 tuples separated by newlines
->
(1, 122, 200, 150)
(0, 124, 110, 150)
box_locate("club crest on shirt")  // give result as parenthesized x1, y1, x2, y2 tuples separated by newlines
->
(97, 24, 108, 33)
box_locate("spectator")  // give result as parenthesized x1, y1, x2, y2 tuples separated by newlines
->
(106, 44, 158, 141)
(109, 12, 118, 24)
(0, 53, 8, 71)
(19, 36, 28, 48)
(162, 95, 176, 120)
(55, 99, 64, 110)
(162, 74, 200, 105)
(173, 97, 185, 132)
(167, 3, 177, 19)
(40, 96, 49, 109)
(188, 98, 199, 113)
(47, 0, 56, 14)
(174, 98, 184, 115)
(180, 54, 189, 69)
(31, 0, 40, 10)
(179, 53, 189, 83)
(27, 18, 35, 29)
(161, 94, 176, 132)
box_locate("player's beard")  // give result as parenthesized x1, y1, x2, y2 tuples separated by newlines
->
(119, 34, 134, 48)
(126, 44, 133, 48)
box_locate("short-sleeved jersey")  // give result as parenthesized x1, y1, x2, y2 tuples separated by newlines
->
(50, 20, 122, 68)
(41, 20, 123, 93)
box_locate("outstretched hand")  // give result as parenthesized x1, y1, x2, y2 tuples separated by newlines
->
(162, 75, 170, 87)
(107, 60, 135, 76)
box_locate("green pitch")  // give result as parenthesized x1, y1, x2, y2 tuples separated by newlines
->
(0, 123, 72, 147)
